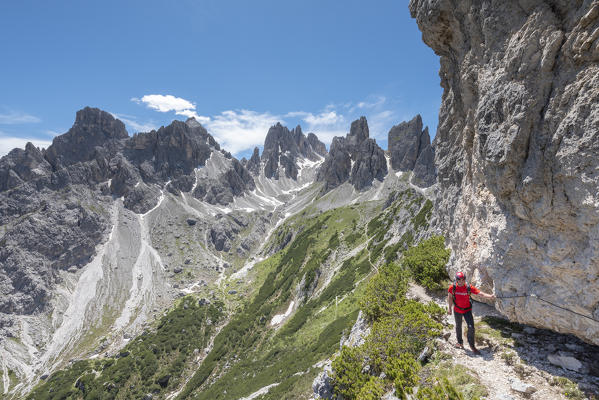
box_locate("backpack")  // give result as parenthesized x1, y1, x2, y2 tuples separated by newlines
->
(452, 282, 472, 311)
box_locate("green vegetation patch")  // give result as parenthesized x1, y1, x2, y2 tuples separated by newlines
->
(551, 377, 587, 400)
(27, 298, 224, 400)
(330, 234, 475, 400)
(332, 259, 446, 399)
(475, 316, 522, 347)
(411, 199, 433, 230)
(425, 361, 488, 400)
(177, 205, 369, 399)
(402, 235, 450, 291)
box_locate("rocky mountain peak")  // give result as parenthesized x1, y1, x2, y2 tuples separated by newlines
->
(347, 116, 369, 146)
(244, 146, 261, 175)
(388, 114, 436, 187)
(73, 107, 128, 138)
(0, 142, 52, 191)
(261, 122, 326, 180)
(44, 107, 128, 169)
(307, 132, 327, 157)
(317, 116, 387, 191)
(388, 114, 424, 171)
(185, 116, 202, 128)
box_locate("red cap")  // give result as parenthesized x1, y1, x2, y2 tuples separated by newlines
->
(455, 271, 465, 280)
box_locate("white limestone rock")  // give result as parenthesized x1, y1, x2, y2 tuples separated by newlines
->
(548, 353, 583, 372)
(409, 0, 599, 344)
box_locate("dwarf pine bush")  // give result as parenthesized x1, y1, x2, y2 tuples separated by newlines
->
(402, 235, 450, 290)
(332, 235, 461, 399)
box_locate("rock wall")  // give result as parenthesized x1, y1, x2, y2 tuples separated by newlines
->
(317, 117, 388, 191)
(388, 114, 437, 186)
(261, 123, 326, 180)
(410, 0, 599, 344)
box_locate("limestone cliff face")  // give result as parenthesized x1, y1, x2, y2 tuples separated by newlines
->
(410, 0, 599, 343)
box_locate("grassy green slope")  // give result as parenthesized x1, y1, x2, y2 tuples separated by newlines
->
(23, 188, 434, 400)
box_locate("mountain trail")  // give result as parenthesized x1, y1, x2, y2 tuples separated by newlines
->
(407, 284, 599, 400)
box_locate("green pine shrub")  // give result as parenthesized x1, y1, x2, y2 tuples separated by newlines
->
(331, 346, 370, 399)
(385, 353, 420, 397)
(357, 376, 386, 400)
(359, 262, 409, 322)
(415, 378, 466, 400)
(402, 235, 450, 290)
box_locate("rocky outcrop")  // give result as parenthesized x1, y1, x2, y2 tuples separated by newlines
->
(45, 107, 127, 170)
(244, 147, 261, 175)
(125, 118, 215, 182)
(0, 142, 53, 191)
(0, 186, 110, 316)
(410, 0, 599, 343)
(317, 117, 387, 191)
(388, 115, 436, 187)
(262, 123, 327, 179)
(412, 144, 436, 187)
(193, 157, 256, 206)
(389, 115, 426, 171)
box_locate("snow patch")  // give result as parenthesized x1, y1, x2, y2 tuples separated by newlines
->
(238, 383, 280, 400)
(190, 168, 199, 193)
(270, 301, 295, 326)
(142, 189, 165, 217)
(232, 256, 265, 279)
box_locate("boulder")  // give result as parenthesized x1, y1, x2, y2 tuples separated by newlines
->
(312, 363, 334, 399)
(510, 378, 536, 395)
(547, 353, 583, 372)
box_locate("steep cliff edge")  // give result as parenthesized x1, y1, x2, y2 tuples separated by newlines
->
(410, 0, 599, 344)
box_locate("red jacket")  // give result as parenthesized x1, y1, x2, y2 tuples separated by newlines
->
(449, 283, 480, 313)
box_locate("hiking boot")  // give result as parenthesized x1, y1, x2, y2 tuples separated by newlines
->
(470, 347, 481, 355)
(455, 343, 464, 349)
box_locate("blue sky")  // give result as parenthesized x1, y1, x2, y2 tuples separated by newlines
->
(0, 0, 441, 158)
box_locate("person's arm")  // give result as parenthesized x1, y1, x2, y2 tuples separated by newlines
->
(447, 291, 453, 315)
(475, 290, 495, 300)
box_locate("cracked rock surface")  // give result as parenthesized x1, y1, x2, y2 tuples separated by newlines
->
(410, 0, 599, 344)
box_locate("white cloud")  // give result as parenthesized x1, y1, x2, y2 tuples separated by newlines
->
(353, 96, 387, 111)
(133, 94, 211, 123)
(0, 111, 41, 124)
(44, 130, 63, 137)
(0, 134, 52, 157)
(111, 113, 158, 133)
(133, 93, 402, 156)
(133, 94, 193, 112)
(204, 110, 281, 155)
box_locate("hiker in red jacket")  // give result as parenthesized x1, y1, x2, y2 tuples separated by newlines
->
(447, 271, 495, 355)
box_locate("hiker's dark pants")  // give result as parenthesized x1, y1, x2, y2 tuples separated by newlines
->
(454, 310, 475, 348)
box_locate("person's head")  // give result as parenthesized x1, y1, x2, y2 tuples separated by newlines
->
(455, 271, 466, 286)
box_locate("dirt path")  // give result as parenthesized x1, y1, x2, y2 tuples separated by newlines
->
(407, 284, 599, 400)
